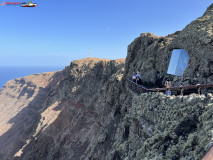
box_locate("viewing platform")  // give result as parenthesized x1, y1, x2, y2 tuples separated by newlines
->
(128, 78, 213, 96)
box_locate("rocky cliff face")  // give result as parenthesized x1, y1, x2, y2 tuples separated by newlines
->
(0, 3, 213, 160)
(112, 92, 213, 160)
(0, 71, 64, 159)
(124, 4, 213, 87)
(0, 58, 126, 160)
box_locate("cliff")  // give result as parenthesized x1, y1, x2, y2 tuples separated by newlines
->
(124, 4, 213, 87)
(0, 58, 126, 160)
(0, 3, 213, 160)
(0, 71, 64, 159)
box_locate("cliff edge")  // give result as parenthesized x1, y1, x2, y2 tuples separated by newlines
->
(0, 3, 213, 160)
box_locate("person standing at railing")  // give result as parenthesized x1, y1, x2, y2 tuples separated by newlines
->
(136, 71, 141, 79)
(136, 71, 142, 85)
(136, 76, 142, 85)
(132, 72, 136, 83)
(164, 81, 172, 96)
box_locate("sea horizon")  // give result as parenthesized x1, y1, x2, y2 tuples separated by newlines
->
(0, 66, 65, 90)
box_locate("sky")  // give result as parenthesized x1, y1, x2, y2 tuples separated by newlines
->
(0, 0, 212, 67)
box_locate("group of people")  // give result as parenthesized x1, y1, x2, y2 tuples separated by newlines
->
(132, 71, 142, 85)
(131, 70, 173, 96)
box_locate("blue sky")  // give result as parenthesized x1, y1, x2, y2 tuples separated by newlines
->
(0, 0, 212, 66)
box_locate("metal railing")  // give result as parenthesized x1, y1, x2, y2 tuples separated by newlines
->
(128, 79, 213, 96)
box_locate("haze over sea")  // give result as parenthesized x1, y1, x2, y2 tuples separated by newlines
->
(0, 66, 65, 89)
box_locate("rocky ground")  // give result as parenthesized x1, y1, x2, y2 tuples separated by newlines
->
(0, 3, 213, 160)
(114, 92, 213, 160)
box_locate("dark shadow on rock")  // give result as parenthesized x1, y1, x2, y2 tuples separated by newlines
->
(17, 81, 37, 99)
(16, 98, 100, 160)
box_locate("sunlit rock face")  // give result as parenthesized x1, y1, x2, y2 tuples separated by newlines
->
(0, 71, 64, 160)
(0, 3, 213, 160)
(0, 58, 126, 160)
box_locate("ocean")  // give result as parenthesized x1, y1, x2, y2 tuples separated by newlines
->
(0, 66, 65, 90)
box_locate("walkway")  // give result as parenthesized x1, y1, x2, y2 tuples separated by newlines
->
(128, 79, 213, 96)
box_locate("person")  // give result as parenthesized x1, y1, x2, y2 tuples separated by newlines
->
(136, 71, 141, 79)
(132, 72, 136, 83)
(164, 80, 172, 96)
(136, 76, 142, 85)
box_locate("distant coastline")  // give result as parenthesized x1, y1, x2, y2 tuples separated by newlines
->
(0, 66, 64, 89)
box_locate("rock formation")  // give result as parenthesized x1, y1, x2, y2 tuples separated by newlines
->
(0, 71, 64, 159)
(0, 58, 126, 160)
(124, 4, 213, 87)
(0, 3, 213, 160)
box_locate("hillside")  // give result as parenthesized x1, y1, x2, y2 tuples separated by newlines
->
(0, 4, 213, 160)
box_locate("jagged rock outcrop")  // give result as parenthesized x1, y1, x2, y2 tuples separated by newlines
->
(124, 4, 213, 87)
(0, 3, 213, 160)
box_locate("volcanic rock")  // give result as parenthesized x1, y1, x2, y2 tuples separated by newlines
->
(0, 3, 213, 160)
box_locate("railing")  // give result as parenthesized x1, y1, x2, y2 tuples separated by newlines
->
(128, 79, 213, 96)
